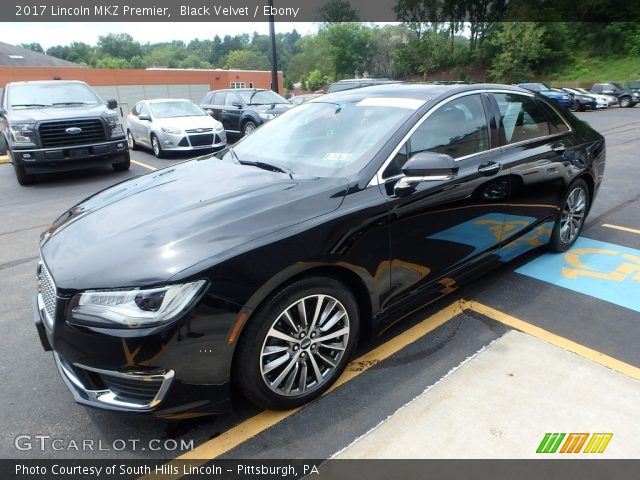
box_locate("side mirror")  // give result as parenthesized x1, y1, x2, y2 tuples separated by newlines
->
(232, 102, 242, 109)
(205, 108, 214, 115)
(138, 114, 150, 121)
(106, 98, 118, 109)
(394, 152, 458, 197)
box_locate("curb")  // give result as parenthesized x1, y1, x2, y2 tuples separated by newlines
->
(0, 155, 10, 164)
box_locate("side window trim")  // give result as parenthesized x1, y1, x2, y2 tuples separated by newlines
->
(373, 91, 492, 184)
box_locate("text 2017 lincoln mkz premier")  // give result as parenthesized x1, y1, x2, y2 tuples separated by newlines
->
(34, 84, 605, 417)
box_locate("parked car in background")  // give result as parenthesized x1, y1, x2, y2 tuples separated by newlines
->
(126, 99, 225, 158)
(559, 88, 599, 111)
(621, 81, 640, 93)
(326, 78, 399, 93)
(570, 87, 616, 107)
(0, 80, 129, 185)
(200, 88, 291, 137)
(518, 83, 573, 108)
(290, 93, 323, 106)
(591, 83, 639, 108)
(35, 83, 606, 416)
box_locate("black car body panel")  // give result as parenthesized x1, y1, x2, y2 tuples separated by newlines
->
(35, 83, 606, 416)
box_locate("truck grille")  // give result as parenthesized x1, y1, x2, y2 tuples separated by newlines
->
(38, 262, 57, 328)
(39, 119, 107, 148)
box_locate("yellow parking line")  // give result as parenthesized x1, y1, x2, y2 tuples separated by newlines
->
(0, 155, 10, 164)
(143, 297, 639, 476)
(464, 300, 640, 381)
(602, 223, 640, 236)
(131, 159, 157, 171)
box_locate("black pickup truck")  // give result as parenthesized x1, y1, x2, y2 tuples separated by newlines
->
(0, 80, 129, 185)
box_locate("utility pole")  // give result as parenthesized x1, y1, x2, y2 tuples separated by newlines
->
(268, 0, 279, 93)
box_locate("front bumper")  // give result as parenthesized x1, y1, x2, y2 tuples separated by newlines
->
(11, 138, 128, 174)
(157, 130, 226, 152)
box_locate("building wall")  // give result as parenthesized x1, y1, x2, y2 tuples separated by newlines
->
(0, 67, 284, 116)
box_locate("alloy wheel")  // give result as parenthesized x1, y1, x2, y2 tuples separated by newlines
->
(560, 186, 587, 245)
(152, 137, 160, 156)
(259, 294, 350, 397)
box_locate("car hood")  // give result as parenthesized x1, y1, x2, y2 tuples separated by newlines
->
(151, 115, 220, 130)
(8, 104, 111, 122)
(41, 157, 348, 290)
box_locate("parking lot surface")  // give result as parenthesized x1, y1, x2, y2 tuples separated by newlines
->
(1, 107, 639, 461)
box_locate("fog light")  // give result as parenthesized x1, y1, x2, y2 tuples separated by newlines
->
(22, 153, 33, 160)
(164, 141, 174, 147)
(117, 143, 124, 148)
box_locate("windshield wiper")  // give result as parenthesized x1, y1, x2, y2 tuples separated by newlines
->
(227, 147, 293, 178)
(11, 103, 48, 108)
(52, 102, 90, 106)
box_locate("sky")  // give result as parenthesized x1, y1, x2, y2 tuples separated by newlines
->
(0, 22, 321, 49)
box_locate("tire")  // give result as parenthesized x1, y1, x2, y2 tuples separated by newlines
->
(151, 134, 165, 158)
(0, 134, 7, 155)
(9, 148, 36, 185)
(548, 178, 589, 252)
(242, 121, 257, 136)
(112, 151, 131, 172)
(234, 276, 360, 410)
(126, 130, 137, 151)
(569, 101, 579, 112)
(619, 96, 632, 108)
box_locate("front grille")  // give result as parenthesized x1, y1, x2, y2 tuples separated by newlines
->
(39, 119, 107, 148)
(185, 127, 213, 134)
(99, 373, 163, 403)
(38, 262, 57, 327)
(188, 133, 214, 146)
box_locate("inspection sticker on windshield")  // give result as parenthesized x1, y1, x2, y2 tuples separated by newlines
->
(357, 97, 425, 110)
(324, 153, 352, 162)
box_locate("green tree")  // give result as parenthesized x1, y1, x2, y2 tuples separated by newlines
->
(97, 33, 142, 60)
(225, 50, 270, 70)
(486, 22, 550, 83)
(321, 23, 372, 79)
(95, 55, 130, 69)
(306, 69, 329, 91)
(19, 43, 44, 53)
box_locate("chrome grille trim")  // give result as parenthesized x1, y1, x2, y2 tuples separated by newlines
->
(37, 262, 57, 329)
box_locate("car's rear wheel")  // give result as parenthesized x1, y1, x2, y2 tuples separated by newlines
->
(549, 179, 589, 252)
(234, 276, 359, 410)
(243, 121, 257, 136)
(126, 130, 137, 150)
(569, 101, 580, 112)
(151, 134, 165, 158)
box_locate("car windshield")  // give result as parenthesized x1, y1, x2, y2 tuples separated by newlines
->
(226, 98, 423, 177)
(150, 101, 206, 118)
(237, 90, 288, 105)
(9, 83, 101, 108)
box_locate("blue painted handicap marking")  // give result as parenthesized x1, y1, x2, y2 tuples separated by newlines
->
(516, 237, 640, 313)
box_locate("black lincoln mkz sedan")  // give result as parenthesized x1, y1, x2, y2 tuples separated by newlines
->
(35, 83, 605, 417)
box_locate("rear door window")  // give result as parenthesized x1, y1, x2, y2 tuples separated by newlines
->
(493, 93, 550, 144)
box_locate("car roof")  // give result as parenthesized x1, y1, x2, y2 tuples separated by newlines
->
(6, 80, 89, 86)
(143, 98, 192, 103)
(208, 88, 267, 93)
(318, 82, 529, 103)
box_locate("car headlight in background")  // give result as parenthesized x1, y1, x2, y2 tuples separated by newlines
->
(214, 122, 224, 132)
(106, 116, 125, 137)
(68, 280, 206, 328)
(9, 123, 36, 143)
(258, 113, 276, 120)
(161, 126, 182, 134)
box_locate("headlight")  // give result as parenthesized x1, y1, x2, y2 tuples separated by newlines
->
(9, 123, 36, 143)
(258, 113, 276, 120)
(214, 122, 224, 132)
(68, 280, 206, 328)
(161, 126, 181, 134)
(106, 116, 124, 137)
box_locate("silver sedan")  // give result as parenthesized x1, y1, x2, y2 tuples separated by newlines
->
(126, 99, 226, 158)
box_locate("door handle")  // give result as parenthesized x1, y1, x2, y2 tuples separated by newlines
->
(552, 143, 566, 154)
(478, 161, 501, 176)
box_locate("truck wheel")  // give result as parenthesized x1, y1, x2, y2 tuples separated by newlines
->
(112, 152, 131, 172)
(10, 149, 36, 185)
(0, 134, 7, 155)
(619, 96, 632, 108)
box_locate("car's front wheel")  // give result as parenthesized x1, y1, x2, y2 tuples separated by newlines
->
(619, 96, 632, 108)
(243, 121, 257, 136)
(151, 134, 165, 158)
(234, 276, 359, 410)
(126, 130, 137, 150)
(549, 179, 589, 252)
